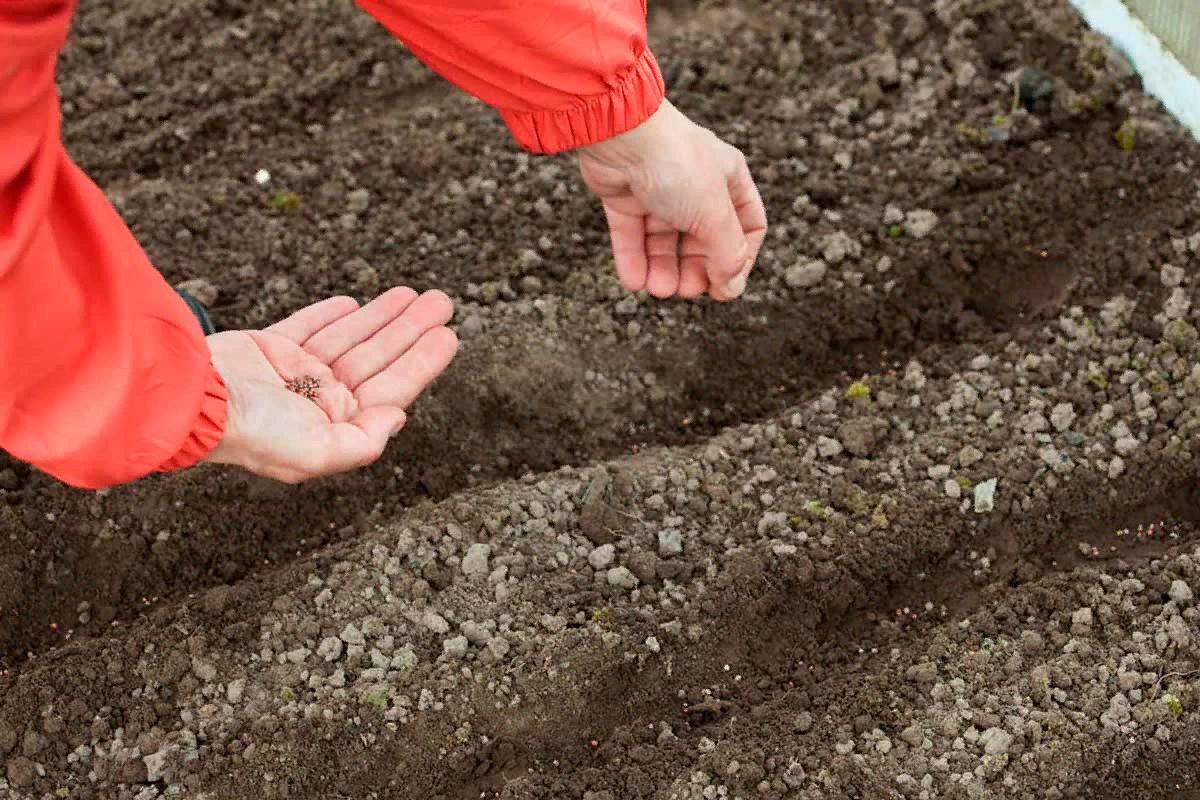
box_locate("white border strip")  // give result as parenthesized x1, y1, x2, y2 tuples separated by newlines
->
(1068, 0, 1200, 140)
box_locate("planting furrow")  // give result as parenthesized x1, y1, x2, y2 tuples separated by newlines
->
(4, 273, 1200, 797)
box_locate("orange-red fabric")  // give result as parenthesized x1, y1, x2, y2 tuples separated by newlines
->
(355, 0, 666, 152)
(0, 0, 662, 488)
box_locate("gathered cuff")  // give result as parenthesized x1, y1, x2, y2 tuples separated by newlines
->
(157, 364, 228, 473)
(499, 48, 666, 154)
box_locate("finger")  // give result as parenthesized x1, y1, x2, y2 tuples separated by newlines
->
(266, 296, 360, 344)
(728, 148, 769, 275)
(302, 286, 420, 364)
(603, 204, 650, 293)
(329, 290, 455, 390)
(697, 147, 767, 301)
(355, 326, 460, 410)
(644, 220, 681, 298)
(676, 259, 709, 299)
(305, 406, 407, 478)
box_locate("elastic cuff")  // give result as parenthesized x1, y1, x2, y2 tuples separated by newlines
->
(499, 48, 667, 154)
(157, 365, 228, 473)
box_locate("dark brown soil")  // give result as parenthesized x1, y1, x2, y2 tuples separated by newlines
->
(4, 0, 1200, 797)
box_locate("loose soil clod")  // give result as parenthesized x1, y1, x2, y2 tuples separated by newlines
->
(3, 0, 1200, 799)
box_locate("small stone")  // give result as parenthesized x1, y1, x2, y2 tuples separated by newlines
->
(487, 637, 511, 660)
(318, 637, 344, 661)
(607, 566, 639, 590)
(1114, 436, 1139, 456)
(657, 529, 684, 557)
(785, 259, 827, 288)
(1162, 264, 1186, 287)
(1071, 607, 1093, 634)
(904, 209, 938, 238)
(957, 445, 983, 467)
(588, 544, 616, 570)
(540, 615, 567, 633)
(973, 478, 997, 513)
(1049, 403, 1076, 432)
(979, 727, 1013, 756)
(442, 635, 469, 659)
(837, 418, 884, 457)
(900, 725, 924, 747)
(340, 623, 366, 646)
(422, 611, 450, 635)
(1169, 580, 1193, 605)
(346, 188, 370, 214)
(191, 657, 218, 683)
(461, 543, 491, 578)
(816, 436, 843, 458)
(5, 756, 34, 788)
(928, 464, 951, 480)
(227, 679, 246, 703)
(460, 621, 492, 644)
(944, 479, 961, 499)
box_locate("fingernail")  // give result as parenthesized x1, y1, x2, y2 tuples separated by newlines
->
(727, 270, 747, 297)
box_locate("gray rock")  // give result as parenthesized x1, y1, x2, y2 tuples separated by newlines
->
(442, 635, 469, 659)
(340, 623, 366, 646)
(588, 544, 616, 570)
(837, 417, 884, 458)
(462, 543, 492, 578)
(816, 436, 843, 458)
(460, 621, 492, 644)
(1169, 579, 1193, 605)
(657, 529, 684, 557)
(422, 611, 450, 635)
(607, 566, 639, 590)
(785, 259, 827, 289)
(979, 727, 1012, 756)
(904, 209, 938, 238)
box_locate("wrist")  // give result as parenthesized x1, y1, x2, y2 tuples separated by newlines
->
(576, 98, 678, 168)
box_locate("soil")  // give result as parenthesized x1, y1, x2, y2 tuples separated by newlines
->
(4, 0, 1200, 798)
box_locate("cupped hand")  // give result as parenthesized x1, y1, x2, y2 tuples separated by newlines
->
(576, 99, 768, 301)
(203, 287, 459, 483)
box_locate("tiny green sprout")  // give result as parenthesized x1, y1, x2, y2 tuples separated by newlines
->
(1165, 693, 1183, 716)
(992, 114, 1009, 126)
(279, 686, 296, 702)
(56, 790, 70, 798)
(591, 606, 609, 622)
(887, 224, 904, 238)
(1088, 372, 1109, 390)
(979, 215, 989, 226)
(804, 499, 826, 516)
(267, 190, 302, 212)
(363, 688, 390, 710)
(1114, 118, 1137, 151)
(1151, 381, 1168, 394)
(956, 476, 971, 488)
(788, 515, 806, 528)
(845, 381, 871, 400)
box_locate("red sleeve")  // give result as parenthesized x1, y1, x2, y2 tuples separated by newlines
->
(353, 0, 666, 153)
(0, 0, 227, 490)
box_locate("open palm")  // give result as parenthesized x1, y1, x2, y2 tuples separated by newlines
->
(203, 287, 458, 483)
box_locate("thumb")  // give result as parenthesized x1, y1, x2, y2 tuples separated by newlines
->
(317, 406, 407, 474)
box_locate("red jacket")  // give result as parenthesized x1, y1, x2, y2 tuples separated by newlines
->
(0, 0, 665, 488)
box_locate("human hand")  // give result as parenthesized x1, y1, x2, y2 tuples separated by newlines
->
(576, 99, 767, 301)
(202, 287, 458, 483)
